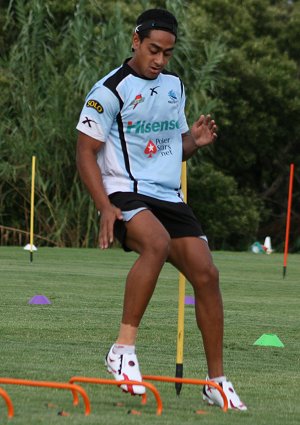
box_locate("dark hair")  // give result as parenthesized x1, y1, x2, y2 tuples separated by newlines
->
(135, 8, 178, 41)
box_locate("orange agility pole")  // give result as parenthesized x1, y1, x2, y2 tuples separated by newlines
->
(0, 387, 14, 419)
(69, 376, 162, 415)
(0, 378, 90, 416)
(143, 375, 228, 412)
(283, 163, 295, 278)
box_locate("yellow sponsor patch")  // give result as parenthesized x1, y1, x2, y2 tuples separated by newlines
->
(86, 99, 104, 113)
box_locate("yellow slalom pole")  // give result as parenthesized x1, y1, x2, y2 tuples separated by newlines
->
(29, 156, 36, 262)
(175, 161, 187, 395)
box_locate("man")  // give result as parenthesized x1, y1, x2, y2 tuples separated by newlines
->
(76, 8, 247, 410)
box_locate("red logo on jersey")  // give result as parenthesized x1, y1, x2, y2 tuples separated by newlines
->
(130, 94, 144, 109)
(144, 140, 157, 158)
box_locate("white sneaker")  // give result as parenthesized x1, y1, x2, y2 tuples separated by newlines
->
(203, 377, 247, 411)
(105, 345, 145, 395)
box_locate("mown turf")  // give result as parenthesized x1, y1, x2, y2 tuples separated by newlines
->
(0, 247, 299, 424)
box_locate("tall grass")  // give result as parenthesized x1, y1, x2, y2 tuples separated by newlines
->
(0, 0, 226, 247)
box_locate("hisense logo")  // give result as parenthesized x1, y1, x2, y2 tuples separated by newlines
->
(126, 120, 179, 134)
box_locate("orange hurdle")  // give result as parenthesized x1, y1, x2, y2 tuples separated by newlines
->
(69, 376, 162, 415)
(0, 378, 91, 416)
(143, 375, 228, 412)
(0, 387, 14, 419)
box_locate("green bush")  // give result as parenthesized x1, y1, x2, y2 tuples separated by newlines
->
(188, 162, 262, 250)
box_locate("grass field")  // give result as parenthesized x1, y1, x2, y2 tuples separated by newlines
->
(0, 246, 299, 424)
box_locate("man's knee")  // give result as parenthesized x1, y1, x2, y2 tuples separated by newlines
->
(192, 263, 219, 291)
(145, 232, 171, 259)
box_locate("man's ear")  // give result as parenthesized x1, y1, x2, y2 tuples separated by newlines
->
(132, 33, 140, 51)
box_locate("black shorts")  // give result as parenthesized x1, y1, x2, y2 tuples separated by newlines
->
(109, 192, 205, 252)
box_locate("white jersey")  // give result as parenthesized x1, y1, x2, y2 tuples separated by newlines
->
(76, 60, 189, 202)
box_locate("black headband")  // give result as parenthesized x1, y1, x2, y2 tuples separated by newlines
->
(135, 20, 177, 37)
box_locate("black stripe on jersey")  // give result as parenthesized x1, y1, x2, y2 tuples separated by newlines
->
(116, 112, 138, 192)
(104, 65, 138, 192)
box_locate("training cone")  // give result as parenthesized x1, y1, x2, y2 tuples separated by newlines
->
(253, 334, 284, 347)
(263, 236, 273, 254)
(184, 295, 195, 305)
(28, 295, 51, 305)
(24, 244, 38, 251)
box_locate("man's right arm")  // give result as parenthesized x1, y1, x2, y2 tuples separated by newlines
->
(76, 131, 123, 249)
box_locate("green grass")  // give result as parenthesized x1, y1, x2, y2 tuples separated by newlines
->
(0, 247, 299, 424)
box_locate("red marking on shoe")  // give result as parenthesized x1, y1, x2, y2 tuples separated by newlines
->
(229, 387, 234, 393)
(123, 373, 134, 394)
(128, 360, 135, 367)
(109, 357, 115, 362)
(230, 400, 237, 409)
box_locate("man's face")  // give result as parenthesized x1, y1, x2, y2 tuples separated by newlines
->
(131, 30, 176, 79)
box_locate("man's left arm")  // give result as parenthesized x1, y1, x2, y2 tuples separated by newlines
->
(182, 114, 217, 161)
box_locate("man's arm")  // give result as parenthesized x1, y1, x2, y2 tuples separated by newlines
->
(182, 114, 217, 161)
(76, 131, 123, 249)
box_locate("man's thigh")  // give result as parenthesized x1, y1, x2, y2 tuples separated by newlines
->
(124, 209, 170, 254)
(168, 237, 215, 282)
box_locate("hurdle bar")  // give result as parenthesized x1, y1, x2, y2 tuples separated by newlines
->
(69, 377, 162, 415)
(0, 378, 91, 416)
(0, 387, 14, 419)
(143, 375, 228, 412)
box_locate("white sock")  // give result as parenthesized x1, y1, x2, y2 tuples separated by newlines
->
(207, 375, 227, 383)
(112, 344, 135, 355)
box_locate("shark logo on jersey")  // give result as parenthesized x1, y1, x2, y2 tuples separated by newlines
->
(168, 90, 178, 104)
(130, 94, 145, 109)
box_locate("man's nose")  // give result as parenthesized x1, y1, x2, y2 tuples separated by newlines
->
(154, 52, 164, 66)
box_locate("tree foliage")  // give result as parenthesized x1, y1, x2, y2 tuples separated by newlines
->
(0, 0, 299, 250)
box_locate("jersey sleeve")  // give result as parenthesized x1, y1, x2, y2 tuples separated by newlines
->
(178, 82, 189, 134)
(76, 84, 120, 142)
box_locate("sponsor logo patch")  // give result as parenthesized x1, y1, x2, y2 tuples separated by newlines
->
(126, 119, 179, 134)
(82, 117, 96, 128)
(144, 140, 157, 158)
(130, 94, 145, 109)
(86, 99, 104, 113)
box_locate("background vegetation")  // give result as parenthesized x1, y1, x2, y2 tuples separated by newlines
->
(0, 0, 299, 250)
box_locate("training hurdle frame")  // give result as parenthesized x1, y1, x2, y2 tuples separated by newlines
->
(0, 378, 91, 418)
(69, 375, 228, 415)
(69, 377, 162, 415)
(143, 375, 228, 412)
(0, 387, 14, 419)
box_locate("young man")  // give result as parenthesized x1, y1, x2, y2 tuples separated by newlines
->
(76, 9, 247, 410)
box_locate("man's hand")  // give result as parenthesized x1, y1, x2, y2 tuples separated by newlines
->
(98, 204, 123, 249)
(191, 114, 217, 148)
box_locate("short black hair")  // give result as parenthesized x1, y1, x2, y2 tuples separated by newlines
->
(135, 8, 178, 40)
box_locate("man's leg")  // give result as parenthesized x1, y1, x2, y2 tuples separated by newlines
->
(105, 210, 171, 394)
(168, 237, 247, 410)
(168, 237, 224, 378)
(116, 209, 171, 345)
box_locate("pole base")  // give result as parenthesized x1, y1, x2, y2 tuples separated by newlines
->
(175, 363, 183, 395)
